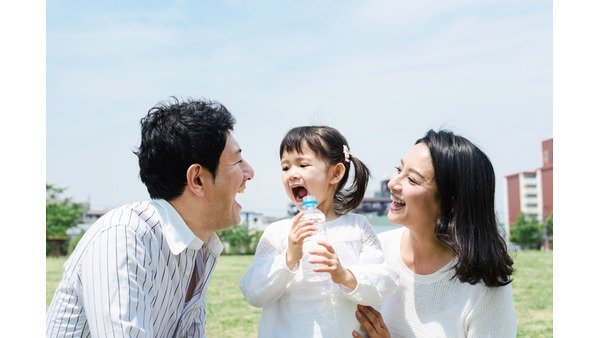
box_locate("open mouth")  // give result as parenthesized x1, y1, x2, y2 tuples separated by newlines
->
(390, 195, 406, 210)
(291, 185, 308, 202)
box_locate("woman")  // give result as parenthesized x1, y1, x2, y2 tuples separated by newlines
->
(353, 129, 517, 337)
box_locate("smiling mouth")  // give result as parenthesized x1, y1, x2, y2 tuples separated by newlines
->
(391, 195, 405, 207)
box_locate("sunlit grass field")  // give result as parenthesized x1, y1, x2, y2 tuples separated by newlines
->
(47, 250, 552, 337)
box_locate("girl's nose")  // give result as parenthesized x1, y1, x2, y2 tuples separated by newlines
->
(288, 167, 300, 180)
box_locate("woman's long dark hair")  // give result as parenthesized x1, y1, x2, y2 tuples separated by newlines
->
(418, 129, 514, 287)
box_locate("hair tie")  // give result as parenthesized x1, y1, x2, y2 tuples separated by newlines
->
(343, 145, 351, 163)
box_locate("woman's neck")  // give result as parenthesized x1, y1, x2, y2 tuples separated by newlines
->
(401, 228, 454, 275)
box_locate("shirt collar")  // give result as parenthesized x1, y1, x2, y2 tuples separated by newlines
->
(150, 199, 224, 256)
(150, 199, 203, 254)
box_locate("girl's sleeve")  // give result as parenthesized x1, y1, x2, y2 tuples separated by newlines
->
(340, 217, 400, 306)
(465, 283, 518, 337)
(238, 221, 297, 308)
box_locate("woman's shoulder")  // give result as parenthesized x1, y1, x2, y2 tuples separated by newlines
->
(377, 227, 405, 246)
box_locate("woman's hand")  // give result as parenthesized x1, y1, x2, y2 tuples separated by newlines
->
(310, 241, 357, 290)
(352, 305, 391, 338)
(286, 211, 315, 270)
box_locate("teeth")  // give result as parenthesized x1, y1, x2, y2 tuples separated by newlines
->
(237, 189, 245, 194)
(391, 196, 405, 205)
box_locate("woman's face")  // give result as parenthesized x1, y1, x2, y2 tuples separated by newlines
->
(387, 142, 441, 231)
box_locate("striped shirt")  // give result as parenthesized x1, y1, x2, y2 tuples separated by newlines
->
(46, 199, 223, 338)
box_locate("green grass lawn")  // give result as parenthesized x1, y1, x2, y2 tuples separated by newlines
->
(511, 250, 553, 337)
(47, 250, 552, 337)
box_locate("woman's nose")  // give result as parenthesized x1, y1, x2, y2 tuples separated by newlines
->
(388, 174, 401, 191)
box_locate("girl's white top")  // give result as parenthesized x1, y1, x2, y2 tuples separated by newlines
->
(239, 213, 400, 338)
(377, 227, 518, 337)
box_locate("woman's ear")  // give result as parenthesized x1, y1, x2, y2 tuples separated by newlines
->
(329, 163, 346, 185)
(187, 164, 206, 197)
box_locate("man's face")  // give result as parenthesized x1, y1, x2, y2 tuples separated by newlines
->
(205, 134, 254, 230)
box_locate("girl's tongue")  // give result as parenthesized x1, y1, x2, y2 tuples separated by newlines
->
(294, 186, 308, 201)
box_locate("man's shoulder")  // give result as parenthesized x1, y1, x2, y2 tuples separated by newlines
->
(92, 201, 159, 232)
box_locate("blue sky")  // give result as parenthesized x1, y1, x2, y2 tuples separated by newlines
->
(45, 0, 553, 223)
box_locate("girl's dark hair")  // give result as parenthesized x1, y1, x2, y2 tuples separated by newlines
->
(417, 129, 514, 287)
(280, 126, 371, 215)
(134, 97, 235, 201)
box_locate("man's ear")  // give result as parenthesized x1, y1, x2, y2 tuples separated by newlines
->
(329, 163, 346, 185)
(187, 164, 206, 197)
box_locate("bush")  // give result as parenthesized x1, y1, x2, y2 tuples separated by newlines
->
(68, 230, 86, 255)
(217, 224, 262, 255)
(510, 212, 542, 249)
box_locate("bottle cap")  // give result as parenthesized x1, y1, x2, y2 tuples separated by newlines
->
(302, 195, 318, 207)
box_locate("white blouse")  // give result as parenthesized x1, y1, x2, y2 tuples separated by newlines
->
(239, 213, 399, 338)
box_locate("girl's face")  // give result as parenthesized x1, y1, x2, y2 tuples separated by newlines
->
(280, 143, 336, 212)
(387, 142, 441, 232)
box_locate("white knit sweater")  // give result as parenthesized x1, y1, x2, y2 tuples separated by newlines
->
(377, 227, 517, 337)
(239, 213, 400, 338)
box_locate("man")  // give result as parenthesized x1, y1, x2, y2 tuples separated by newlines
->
(46, 97, 254, 337)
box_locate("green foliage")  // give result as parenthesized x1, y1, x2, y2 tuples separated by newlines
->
(544, 212, 553, 247)
(216, 224, 261, 255)
(46, 183, 84, 256)
(510, 212, 543, 250)
(68, 230, 86, 255)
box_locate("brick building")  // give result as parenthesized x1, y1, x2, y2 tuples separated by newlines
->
(504, 138, 553, 229)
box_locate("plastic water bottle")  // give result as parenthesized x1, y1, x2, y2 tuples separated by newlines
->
(301, 195, 328, 282)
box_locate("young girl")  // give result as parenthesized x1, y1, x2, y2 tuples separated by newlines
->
(239, 126, 399, 337)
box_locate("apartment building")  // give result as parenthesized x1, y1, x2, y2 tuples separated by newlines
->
(504, 138, 553, 228)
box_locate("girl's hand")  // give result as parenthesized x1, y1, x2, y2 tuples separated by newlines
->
(352, 305, 391, 338)
(309, 241, 357, 290)
(286, 211, 315, 270)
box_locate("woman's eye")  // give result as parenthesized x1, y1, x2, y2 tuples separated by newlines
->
(408, 177, 417, 184)
(395, 166, 402, 173)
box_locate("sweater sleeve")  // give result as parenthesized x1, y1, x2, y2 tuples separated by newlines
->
(340, 216, 400, 306)
(465, 283, 518, 337)
(239, 220, 297, 308)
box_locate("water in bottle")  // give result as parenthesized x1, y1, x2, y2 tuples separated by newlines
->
(300, 195, 328, 282)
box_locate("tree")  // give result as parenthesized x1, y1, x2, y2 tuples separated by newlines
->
(543, 212, 553, 249)
(46, 184, 84, 256)
(509, 212, 542, 250)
